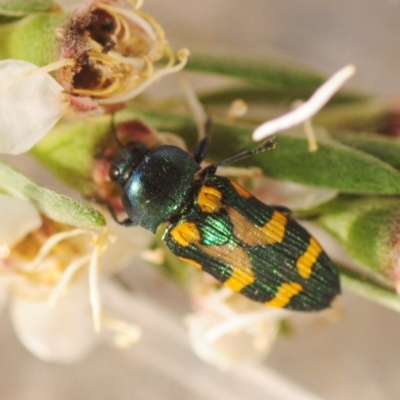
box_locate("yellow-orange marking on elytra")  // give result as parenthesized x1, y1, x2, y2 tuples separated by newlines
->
(226, 208, 287, 246)
(179, 257, 202, 270)
(170, 222, 200, 247)
(296, 237, 322, 279)
(259, 211, 287, 244)
(265, 282, 303, 308)
(227, 207, 261, 246)
(196, 243, 255, 292)
(230, 180, 252, 199)
(223, 248, 255, 292)
(197, 185, 222, 213)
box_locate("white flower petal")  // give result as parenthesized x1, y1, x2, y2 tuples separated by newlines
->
(10, 282, 100, 363)
(0, 60, 67, 154)
(0, 281, 9, 317)
(254, 178, 338, 210)
(187, 310, 280, 369)
(0, 194, 41, 247)
(101, 218, 154, 275)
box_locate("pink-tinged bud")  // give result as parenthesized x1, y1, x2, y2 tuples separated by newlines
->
(317, 196, 400, 291)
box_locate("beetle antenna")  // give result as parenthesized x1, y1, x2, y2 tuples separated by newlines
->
(110, 114, 124, 148)
(212, 137, 276, 169)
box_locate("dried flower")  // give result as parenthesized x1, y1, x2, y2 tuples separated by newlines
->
(0, 0, 189, 154)
(57, 0, 189, 106)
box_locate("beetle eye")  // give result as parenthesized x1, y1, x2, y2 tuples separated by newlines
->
(109, 165, 120, 181)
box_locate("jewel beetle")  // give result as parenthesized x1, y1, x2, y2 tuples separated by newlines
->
(108, 120, 340, 311)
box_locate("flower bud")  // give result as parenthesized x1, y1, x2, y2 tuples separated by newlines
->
(316, 196, 400, 290)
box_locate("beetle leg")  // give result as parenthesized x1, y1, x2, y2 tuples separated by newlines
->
(193, 117, 212, 164)
(105, 203, 136, 226)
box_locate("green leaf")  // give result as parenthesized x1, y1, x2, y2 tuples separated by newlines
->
(244, 131, 400, 194)
(332, 131, 400, 170)
(198, 85, 366, 109)
(31, 116, 111, 195)
(0, 160, 105, 228)
(339, 264, 400, 314)
(2, 13, 70, 65)
(0, 14, 22, 24)
(186, 53, 367, 105)
(315, 196, 400, 273)
(199, 86, 306, 106)
(0, 0, 59, 16)
(313, 101, 385, 132)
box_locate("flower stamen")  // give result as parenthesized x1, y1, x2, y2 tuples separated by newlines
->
(97, 3, 158, 42)
(203, 309, 288, 344)
(47, 254, 91, 307)
(27, 228, 96, 272)
(0, 58, 74, 97)
(102, 312, 142, 347)
(89, 227, 110, 332)
(89, 241, 102, 332)
(130, 0, 144, 10)
(0, 244, 10, 258)
(304, 116, 318, 152)
(98, 48, 190, 105)
(252, 64, 356, 141)
(180, 75, 208, 142)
